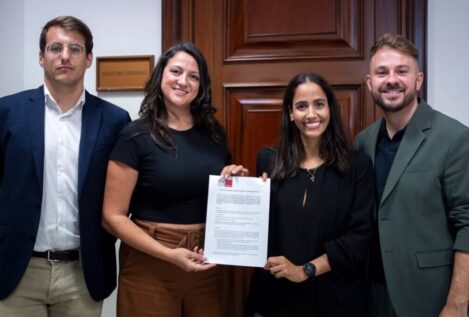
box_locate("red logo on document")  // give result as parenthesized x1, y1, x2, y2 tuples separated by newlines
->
(224, 178, 233, 187)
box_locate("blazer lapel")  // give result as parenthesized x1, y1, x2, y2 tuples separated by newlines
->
(364, 120, 381, 166)
(78, 92, 103, 199)
(380, 102, 432, 207)
(25, 87, 46, 189)
(356, 118, 381, 165)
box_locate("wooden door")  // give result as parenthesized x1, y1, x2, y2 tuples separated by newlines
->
(162, 1, 427, 316)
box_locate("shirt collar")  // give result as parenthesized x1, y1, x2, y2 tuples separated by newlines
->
(43, 84, 86, 114)
(378, 119, 406, 142)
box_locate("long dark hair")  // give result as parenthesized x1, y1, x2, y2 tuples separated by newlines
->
(139, 42, 226, 152)
(271, 72, 350, 180)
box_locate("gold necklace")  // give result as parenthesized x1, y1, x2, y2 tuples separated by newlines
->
(302, 166, 320, 207)
(305, 167, 318, 182)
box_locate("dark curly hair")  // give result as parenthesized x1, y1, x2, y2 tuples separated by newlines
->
(139, 41, 226, 153)
(271, 72, 351, 180)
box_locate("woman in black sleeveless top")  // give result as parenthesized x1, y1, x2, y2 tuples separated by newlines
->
(103, 42, 247, 317)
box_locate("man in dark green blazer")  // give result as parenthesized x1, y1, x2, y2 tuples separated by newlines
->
(355, 33, 469, 317)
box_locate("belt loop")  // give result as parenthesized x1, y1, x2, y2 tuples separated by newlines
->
(178, 235, 188, 249)
(148, 226, 156, 238)
(134, 219, 156, 237)
(47, 251, 59, 262)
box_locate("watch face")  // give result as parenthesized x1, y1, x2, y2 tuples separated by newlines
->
(303, 263, 315, 277)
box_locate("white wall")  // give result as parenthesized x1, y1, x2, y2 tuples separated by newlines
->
(0, 1, 25, 96)
(1, 0, 161, 119)
(427, 0, 469, 126)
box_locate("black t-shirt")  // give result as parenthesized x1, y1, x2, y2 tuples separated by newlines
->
(110, 119, 230, 224)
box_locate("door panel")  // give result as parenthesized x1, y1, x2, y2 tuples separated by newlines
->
(225, 0, 362, 61)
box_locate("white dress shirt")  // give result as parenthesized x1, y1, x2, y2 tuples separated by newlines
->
(34, 85, 85, 252)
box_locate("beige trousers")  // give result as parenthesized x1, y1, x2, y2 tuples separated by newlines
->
(0, 257, 102, 317)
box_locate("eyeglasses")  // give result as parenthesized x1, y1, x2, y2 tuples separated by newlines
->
(45, 43, 85, 57)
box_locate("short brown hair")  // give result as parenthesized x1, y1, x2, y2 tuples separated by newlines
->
(39, 16, 93, 54)
(370, 33, 418, 61)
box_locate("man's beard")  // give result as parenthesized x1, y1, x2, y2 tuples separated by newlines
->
(372, 83, 417, 113)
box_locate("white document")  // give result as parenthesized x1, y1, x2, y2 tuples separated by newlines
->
(204, 175, 270, 267)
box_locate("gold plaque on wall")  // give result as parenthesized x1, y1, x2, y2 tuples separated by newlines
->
(96, 55, 154, 91)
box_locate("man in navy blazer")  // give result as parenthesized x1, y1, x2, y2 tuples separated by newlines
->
(0, 16, 130, 316)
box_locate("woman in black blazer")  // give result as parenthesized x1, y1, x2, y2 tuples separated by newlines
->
(246, 72, 374, 316)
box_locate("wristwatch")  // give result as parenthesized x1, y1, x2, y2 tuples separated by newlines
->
(303, 262, 316, 281)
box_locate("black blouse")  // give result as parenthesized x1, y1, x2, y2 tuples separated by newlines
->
(246, 147, 374, 316)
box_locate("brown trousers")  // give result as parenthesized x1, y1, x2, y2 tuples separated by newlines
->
(117, 220, 228, 317)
